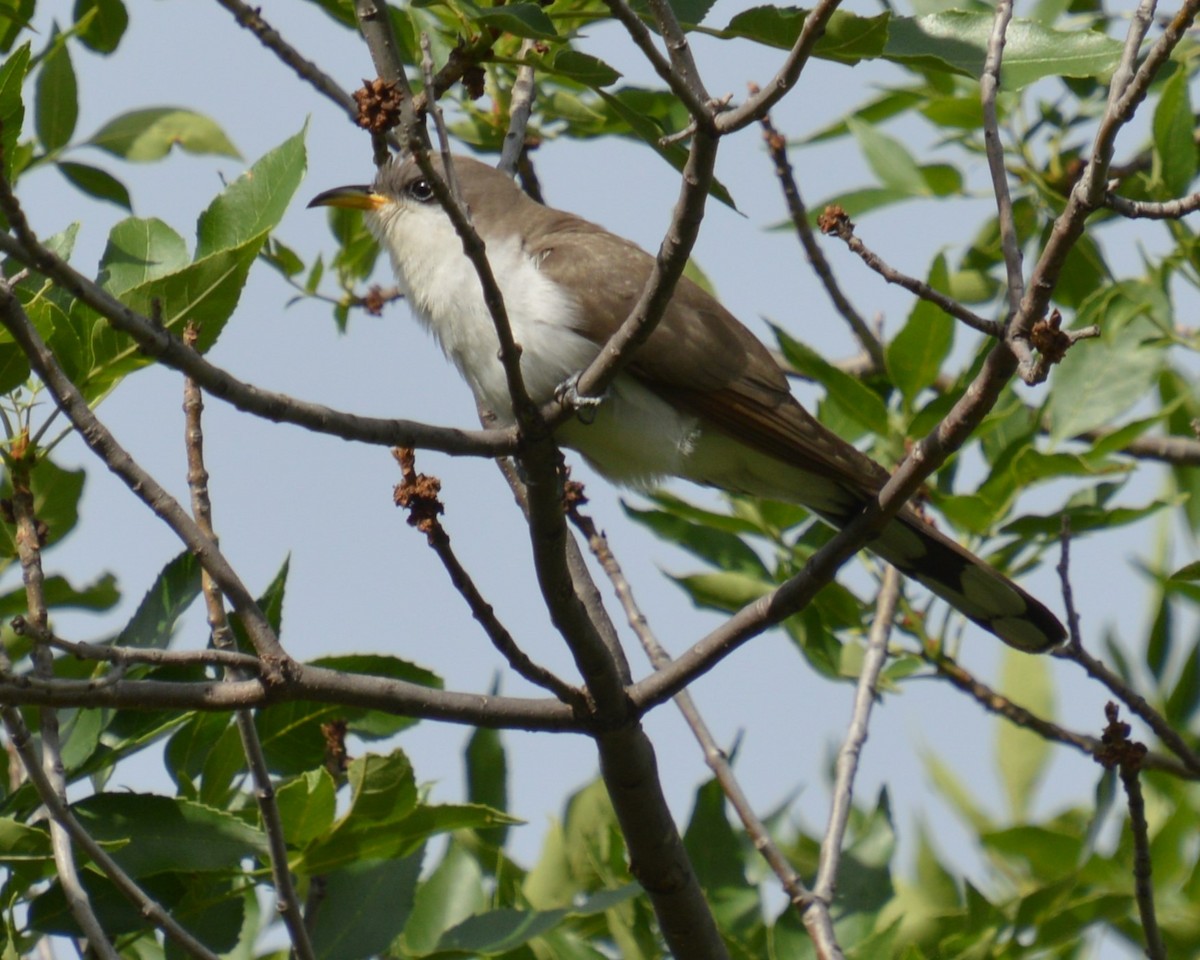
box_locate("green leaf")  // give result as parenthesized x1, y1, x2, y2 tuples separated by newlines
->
(57, 161, 131, 209)
(0, 42, 31, 179)
(73, 0, 127, 54)
(112, 551, 202, 649)
(72, 793, 266, 875)
(402, 842, 486, 954)
(97, 217, 190, 294)
(0, 817, 51, 860)
(0, 0, 33, 53)
(195, 125, 308, 258)
(1166, 633, 1200, 726)
(887, 253, 954, 403)
(86, 233, 263, 395)
(684, 780, 759, 931)
(848, 116, 926, 195)
(1153, 66, 1196, 197)
(438, 906, 571, 953)
(775, 329, 890, 435)
(671, 570, 773, 612)
(35, 31, 78, 152)
(471, 2, 557, 39)
(301, 802, 514, 876)
(466, 724, 510, 849)
(1044, 308, 1161, 444)
(0, 571, 118, 619)
(1170, 560, 1200, 582)
(0, 457, 84, 561)
(883, 13, 1123, 90)
(87, 107, 240, 162)
(995, 648, 1054, 821)
(164, 711, 232, 795)
(717, 8, 889, 65)
(623, 504, 769, 577)
(310, 853, 424, 960)
(275, 769, 338, 847)
(522, 48, 621, 87)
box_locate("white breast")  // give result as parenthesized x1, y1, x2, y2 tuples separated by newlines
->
(369, 200, 699, 486)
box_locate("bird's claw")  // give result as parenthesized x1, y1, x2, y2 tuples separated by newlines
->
(555, 374, 605, 425)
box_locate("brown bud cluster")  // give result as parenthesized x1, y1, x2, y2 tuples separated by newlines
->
(1030, 309, 1071, 365)
(393, 447, 444, 541)
(1095, 701, 1147, 771)
(354, 78, 403, 134)
(818, 204, 852, 237)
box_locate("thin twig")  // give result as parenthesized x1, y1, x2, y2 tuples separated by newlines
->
(717, 0, 845, 132)
(421, 34, 463, 203)
(0, 705, 221, 960)
(1106, 189, 1200, 219)
(757, 105, 884, 371)
(498, 40, 538, 177)
(926, 651, 1195, 779)
(394, 448, 588, 712)
(352, 0, 424, 158)
(1095, 703, 1165, 960)
(812, 568, 900, 905)
(817, 208, 1002, 337)
(213, 0, 358, 119)
(574, 131, 721, 401)
(181, 325, 317, 960)
(11, 617, 263, 672)
(8, 449, 118, 959)
(643, 0, 711, 108)
(599, 0, 714, 126)
(1057, 520, 1200, 775)
(980, 0, 1024, 315)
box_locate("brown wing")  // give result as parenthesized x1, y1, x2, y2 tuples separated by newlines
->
(524, 216, 892, 498)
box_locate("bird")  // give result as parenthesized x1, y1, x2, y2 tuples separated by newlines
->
(309, 154, 1066, 653)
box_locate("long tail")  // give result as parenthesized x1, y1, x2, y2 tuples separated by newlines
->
(836, 508, 1066, 653)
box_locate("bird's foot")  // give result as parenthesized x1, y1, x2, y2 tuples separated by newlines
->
(555, 374, 605, 425)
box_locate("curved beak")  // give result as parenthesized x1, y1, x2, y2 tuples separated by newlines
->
(307, 185, 388, 211)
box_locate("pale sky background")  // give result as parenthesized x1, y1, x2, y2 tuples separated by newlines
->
(5, 2, 1187, 957)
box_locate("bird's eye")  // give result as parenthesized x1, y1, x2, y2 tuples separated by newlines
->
(408, 178, 434, 202)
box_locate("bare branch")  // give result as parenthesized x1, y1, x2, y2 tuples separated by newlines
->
(11, 618, 263, 672)
(1055, 529, 1200, 776)
(9, 454, 118, 959)
(717, 0, 845, 132)
(213, 0, 358, 120)
(0, 664, 577, 730)
(499, 40, 538, 178)
(980, 0, 1025, 314)
(758, 105, 884, 371)
(812, 567, 900, 907)
(574, 131, 720, 401)
(600, 0, 714, 125)
(927, 650, 1196, 779)
(1106, 189, 1200, 219)
(182, 324, 317, 960)
(818, 206, 1003, 337)
(394, 448, 588, 711)
(1095, 703, 1166, 960)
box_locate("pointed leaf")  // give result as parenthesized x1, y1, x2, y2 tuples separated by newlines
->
(887, 253, 954, 403)
(35, 31, 77, 152)
(87, 107, 239, 162)
(310, 853, 423, 960)
(73, 0, 127, 54)
(0, 43, 30, 179)
(97, 217, 189, 294)
(195, 126, 308, 258)
(57, 161, 131, 209)
(996, 648, 1054, 821)
(113, 550, 201, 649)
(1153, 66, 1195, 197)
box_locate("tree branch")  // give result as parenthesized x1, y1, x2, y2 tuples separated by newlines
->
(182, 324, 316, 960)
(758, 106, 884, 371)
(9, 453, 119, 959)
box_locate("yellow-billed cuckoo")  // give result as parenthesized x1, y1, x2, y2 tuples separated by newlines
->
(310, 155, 1066, 653)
